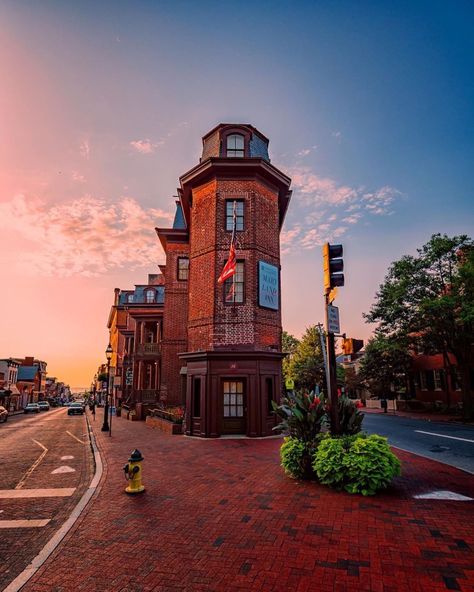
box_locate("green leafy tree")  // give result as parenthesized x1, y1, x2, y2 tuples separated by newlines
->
(287, 326, 326, 392)
(358, 334, 412, 398)
(365, 234, 474, 418)
(281, 330, 299, 382)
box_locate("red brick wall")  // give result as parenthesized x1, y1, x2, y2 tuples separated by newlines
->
(161, 241, 189, 404)
(187, 177, 282, 352)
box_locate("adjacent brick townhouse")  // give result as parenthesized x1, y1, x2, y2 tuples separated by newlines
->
(111, 123, 292, 437)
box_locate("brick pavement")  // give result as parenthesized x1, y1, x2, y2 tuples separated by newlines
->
(22, 411, 474, 592)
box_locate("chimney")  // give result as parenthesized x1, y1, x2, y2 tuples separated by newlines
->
(114, 288, 120, 305)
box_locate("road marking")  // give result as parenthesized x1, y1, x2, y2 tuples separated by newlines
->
(415, 430, 474, 444)
(61, 455, 74, 460)
(15, 440, 48, 490)
(51, 466, 75, 474)
(414, 490, 473, 501)
(0, 519, 51, 528)
(0, 488, 76, 499)
(66, 431, 86, 444)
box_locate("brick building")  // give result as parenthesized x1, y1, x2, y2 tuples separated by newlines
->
(158, 123, 292, 437)
(108, 124, 292, 436)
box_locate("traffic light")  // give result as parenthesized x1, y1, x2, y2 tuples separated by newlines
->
(342, 338, 364, 355)
(323, 243, 344, 293)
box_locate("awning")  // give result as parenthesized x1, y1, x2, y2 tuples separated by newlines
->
(10, 385, 21, 395)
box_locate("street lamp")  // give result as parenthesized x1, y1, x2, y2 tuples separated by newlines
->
(101, 344, 113, 432)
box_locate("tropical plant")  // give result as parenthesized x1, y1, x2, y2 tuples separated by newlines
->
(337, 395, 364, 435)
(272, 390, 327, 442)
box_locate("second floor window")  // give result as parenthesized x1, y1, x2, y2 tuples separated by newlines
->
(178, 257, 189, 281)
(127, 294, 134, 303)
(226, 134, 245, 157)
(224, 261, 244, 304)
(145, 290, 155, 303)
(226, 200, 244, 231)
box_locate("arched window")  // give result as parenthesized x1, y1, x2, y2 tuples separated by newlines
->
(226, 134, 245, 157)
(146, 289, 155, 303)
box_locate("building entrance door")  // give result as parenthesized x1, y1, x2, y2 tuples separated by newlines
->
(222, 380, 246, 434)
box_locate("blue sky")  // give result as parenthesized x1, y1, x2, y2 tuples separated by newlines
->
(1, 0, 473, 384)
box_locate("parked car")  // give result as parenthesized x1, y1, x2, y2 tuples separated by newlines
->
(24, 403, 40, 414)
(38, 401, 50, 411)
(67, 402, 84, 416)
(0, 405, 8, 422)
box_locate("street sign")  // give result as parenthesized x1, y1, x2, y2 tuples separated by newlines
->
(125, 368, 133, 386)
(285, 378, 295, 390)
(328, 305, 340, 333)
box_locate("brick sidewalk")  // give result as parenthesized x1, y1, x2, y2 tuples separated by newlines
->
(23, 411, 474, 592)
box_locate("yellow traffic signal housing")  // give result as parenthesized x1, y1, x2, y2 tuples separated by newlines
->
(323, 243, 344, 293)
(342, 338, 364, 355)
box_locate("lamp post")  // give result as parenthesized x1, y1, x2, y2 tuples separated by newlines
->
(102, 344, 113, 432)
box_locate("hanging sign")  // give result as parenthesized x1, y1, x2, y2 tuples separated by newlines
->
(258, 261, 279, 310)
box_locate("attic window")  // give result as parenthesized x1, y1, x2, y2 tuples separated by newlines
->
(127, 294, 134, 303)
(226, 134, 245, 158)
(146, 289, 155, 303)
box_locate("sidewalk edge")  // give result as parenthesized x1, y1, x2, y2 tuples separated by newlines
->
(392, 445, 474, 476)
(4, 414, 103, 592)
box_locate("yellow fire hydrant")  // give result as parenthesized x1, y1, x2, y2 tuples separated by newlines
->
(123, 449, 145, 494)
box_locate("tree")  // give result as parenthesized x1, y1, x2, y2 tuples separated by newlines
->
(286, 326, 325, 392)
(365, 234, 474, 419)
(358, 334, 412, 398)
(281, 330, 299, 382)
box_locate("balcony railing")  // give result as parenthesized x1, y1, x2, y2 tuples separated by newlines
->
(134, 389, 159, 403)
(136, 343, 161, 355)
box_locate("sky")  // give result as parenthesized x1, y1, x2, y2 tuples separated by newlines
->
(1, 0, 473, 388)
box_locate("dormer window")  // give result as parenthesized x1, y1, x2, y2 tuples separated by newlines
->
(226, 134, 245, 158)
(145, 289, 155, 303)
(127, 294, 134, 303)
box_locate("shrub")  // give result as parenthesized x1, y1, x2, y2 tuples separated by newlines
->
(312, 434, 401, 495)
(344, 434, 401, 495)
(312, 434, 356, 489)
(280, 437, 314, 479)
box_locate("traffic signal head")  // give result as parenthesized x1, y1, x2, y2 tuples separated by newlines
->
(323, 243, 344, 292)
(342, 338, 364, 355)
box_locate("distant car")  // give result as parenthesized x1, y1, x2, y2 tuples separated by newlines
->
(24, 403, 40, 414)
(0, 405, 8, 422)
(67, 402, 84, 416)
(38, 401, 50, 411)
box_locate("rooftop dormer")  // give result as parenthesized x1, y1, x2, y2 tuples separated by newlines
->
(201, 123, 270, 162)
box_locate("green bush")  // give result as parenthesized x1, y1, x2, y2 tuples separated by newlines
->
(280, 437, 315, 479)
(312, 434, 401, 495)
(344, 434, 401, 495)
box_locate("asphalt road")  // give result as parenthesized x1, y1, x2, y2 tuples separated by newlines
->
(363, 412, 474, 474)
(0, 407, 94, 590)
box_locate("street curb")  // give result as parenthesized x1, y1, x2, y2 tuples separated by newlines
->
(4, 414, 103, 592)
(392, 445, 474, 477)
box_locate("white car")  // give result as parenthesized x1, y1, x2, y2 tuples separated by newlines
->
(24, 403, 40, 414)
(38, 401, 50, 411)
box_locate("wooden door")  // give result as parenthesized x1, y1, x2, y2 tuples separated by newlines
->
(222, 380, 246, 434)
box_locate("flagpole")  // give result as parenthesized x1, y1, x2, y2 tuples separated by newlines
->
(232, 200, 236, 309)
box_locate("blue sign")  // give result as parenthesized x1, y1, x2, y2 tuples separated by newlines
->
(258, 261, 279, 310)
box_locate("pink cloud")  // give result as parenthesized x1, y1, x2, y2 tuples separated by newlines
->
(0, 194, 173, 277)
(130, 139, 163, 154)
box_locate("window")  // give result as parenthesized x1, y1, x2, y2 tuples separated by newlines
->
(224, 261, 244, 304)
(193, 377, 201, 417)
(145, 289, 155, 303)
(223, 381, 244, 417)
(177, 257, 189, 281)
(266, 377, 274, 415)
(434, 370, 443, 390)
(420, 372, 427, 390)
(127, 294, 134, 303)
(226, 200, 244, 231)
(226, 134, 245, 157)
